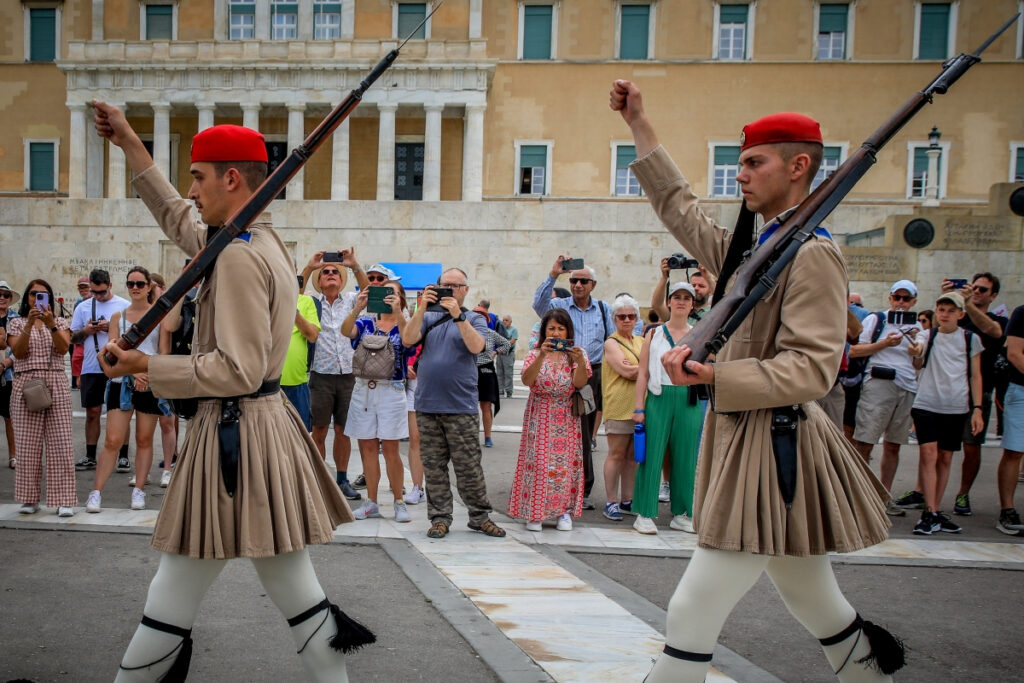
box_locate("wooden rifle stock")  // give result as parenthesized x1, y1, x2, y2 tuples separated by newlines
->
(680, 13, 1019, 366)
(103, 4, 442, 367)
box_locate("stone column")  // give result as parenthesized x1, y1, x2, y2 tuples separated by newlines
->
(152, 102, 171, 180)
(68, 102, 88, 198)
(287, 103, 306, 200)
(376, 103, 397, 201)
(242, 103, 260, 131)
(86, 111, 105, 197)
(107, 102, 127, 198)
(461, 104, 485, 202)
(924, 146, 941, 207)
(197, 102, 216, 132)
(331, 116, 350, 201)
(423, 104, 443, 201)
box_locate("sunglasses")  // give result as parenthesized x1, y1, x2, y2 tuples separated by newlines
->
(0, 292, 11, 299)
(29, 291, 47, 297)
(126, 280, 149, 289)
(366, 274, 388, 283)
(569, 278, 593, 285)
(90, 289, 110, 296)
(320, 268, 341, 276)
(891, 294, 914, 302)
(615, 313, 637, 321)
(973, 286, 990, 294)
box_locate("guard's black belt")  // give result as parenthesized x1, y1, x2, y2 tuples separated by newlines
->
(217, 378, 281, 497)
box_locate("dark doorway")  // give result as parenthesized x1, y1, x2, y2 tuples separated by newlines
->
(394, 142, 424, 200)
(266, 141, 288, 199)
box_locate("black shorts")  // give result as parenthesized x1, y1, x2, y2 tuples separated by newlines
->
(911, 408, 968, 453)
(842, 382, 862, 428)
(132, 389, 164, 416)
(0, 380, 11, 419)
(80, 373, 109, 409)
(477, 362, 500, 404)
(105, 381, 130, 412)
(309, 371, 355, 429)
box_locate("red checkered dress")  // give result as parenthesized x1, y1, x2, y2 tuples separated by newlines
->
(8, 317, 76, 507)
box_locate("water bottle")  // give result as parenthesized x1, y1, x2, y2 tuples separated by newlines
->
(633, 422, 646, 464)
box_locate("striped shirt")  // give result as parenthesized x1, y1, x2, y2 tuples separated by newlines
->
(533, 276, 614, 363)
(311, 291, 357, 375)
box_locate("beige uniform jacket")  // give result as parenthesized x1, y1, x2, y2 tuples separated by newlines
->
(631, 146, 889, 556)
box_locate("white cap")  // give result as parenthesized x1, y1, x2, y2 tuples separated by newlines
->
(366, 264, 400, 281)
(667, 282, 696, 298)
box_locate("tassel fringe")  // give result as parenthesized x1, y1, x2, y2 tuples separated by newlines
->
(160, 636, 193, 683)
(327, 603, 377, 654)
(856, 619, 906, 675)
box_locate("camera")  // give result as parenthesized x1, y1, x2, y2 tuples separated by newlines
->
(426, 287, 453, 313)
(947, 278, 968, 289)
(887, 310, 917, 326)
(561, 258, 585, 272)
(322, 250, 346, 264)
(667, 253, 699, 270)
(550, 338, 573, 352)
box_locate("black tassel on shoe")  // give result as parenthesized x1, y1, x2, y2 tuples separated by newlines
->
(327, 602, 377, 653)
(119, 616, 194, 682)
(857, 619, 906, 675)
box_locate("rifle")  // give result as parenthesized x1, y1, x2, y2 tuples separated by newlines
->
(103, 3, 441, 366)
(681, 14, 1019, 366)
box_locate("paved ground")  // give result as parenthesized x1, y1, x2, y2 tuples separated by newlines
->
(1, 380, 1022, 681)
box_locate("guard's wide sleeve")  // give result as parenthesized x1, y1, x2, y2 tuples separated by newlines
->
(132, 165, 207, 257)
(712, 238, 848, 412)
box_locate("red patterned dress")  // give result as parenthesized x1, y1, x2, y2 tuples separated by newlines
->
(507, 348, 592, 522)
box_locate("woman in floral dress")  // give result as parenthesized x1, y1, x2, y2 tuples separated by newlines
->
(508, 309, 591, 531)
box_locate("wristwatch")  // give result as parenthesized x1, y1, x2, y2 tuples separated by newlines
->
(50, 325, 58, 333)
(454, 312, 467, 323)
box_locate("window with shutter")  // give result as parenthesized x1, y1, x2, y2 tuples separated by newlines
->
(919, 3, 951, 60)
(29, 8, 56, 62)
(712, 145, 741, 197)
(397, 3, 427, 39)
(523, 5, 553, 59)
(619, 5, 650, 59)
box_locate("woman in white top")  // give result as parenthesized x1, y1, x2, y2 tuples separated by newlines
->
(85, 266, 162, 513)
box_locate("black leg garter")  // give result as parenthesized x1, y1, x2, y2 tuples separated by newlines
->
(119, 615, 193, 683)
(663, 644, 713, 662)
(287, 598, 376, 654)
(819, 614, 906, 676)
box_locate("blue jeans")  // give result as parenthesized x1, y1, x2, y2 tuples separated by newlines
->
(283, 383, 312, 432)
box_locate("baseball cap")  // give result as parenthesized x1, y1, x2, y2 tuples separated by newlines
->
(667, 282, 696, 298)
(366, 264, 400, 281)
(890, 279, 918, 296)
(936, 292, 964, 309)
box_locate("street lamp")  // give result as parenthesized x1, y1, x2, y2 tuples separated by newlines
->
(923, 126, 941, 206)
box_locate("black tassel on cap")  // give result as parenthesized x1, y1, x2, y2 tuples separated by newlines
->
(327, 603, 377, 653)
(857, 619, 906, 675)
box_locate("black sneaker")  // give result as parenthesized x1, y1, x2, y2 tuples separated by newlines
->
(353, 474, 367, 490)
(912, 512, 937, 535)
(894, 490, 926, 509)
(934, 511, 962, 534)
(619, 500, 634, 515)
(74, 456, 96, 471)
(339, 480, 362, 501)
(996, 509, 1024, 536)
(115, 456, 131, 473)
(953, 493, 972, 516)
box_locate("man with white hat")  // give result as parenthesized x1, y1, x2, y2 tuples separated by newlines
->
(850, 279, 924, 511)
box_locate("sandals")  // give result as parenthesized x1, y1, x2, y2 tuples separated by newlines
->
(468, 520, 506, 538)
(427, 521, 449, 539)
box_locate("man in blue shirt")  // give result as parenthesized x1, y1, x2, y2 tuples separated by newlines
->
(533, 255, 615, 508)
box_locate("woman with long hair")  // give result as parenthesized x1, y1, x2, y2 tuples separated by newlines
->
(7, 278, 75, 515)
(508, 308, 591, 531)
(85, 266, 163, 513)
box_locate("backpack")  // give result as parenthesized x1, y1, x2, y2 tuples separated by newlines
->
(841, 311, 886, 387)
(307, 296, 323, 373)
(352, 322, 396, 380)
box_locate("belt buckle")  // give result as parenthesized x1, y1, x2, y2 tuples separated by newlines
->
(367, 380, 377, 389)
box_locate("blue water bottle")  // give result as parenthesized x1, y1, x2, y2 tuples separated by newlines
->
(633, 422, 646, 464)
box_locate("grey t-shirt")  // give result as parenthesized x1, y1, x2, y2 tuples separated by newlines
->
(415, 311, 488, 414)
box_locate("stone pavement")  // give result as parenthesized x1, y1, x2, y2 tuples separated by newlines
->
(2, 378, 1022, 681)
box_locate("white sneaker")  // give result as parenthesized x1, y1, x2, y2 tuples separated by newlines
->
(131, 488, 146, 511)
(394, 501, 411, 523)
(556, 513, 573, 531)
(128, 474, 150, 487)
(403, 484, 426, 505)
(18, 503, 39, 515)
(86, 490, 102, 513)
(658, 482, 671, 503)
(670, 514, 695, 533)
(58, 506, 75, 518)
(525, 521, 543, 532)
(353, 500, 380, 520)
(160, 470, 172, 488)
(633, 516, 658, 534)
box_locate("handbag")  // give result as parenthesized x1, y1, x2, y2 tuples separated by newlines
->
(352, 330, 396, 380)
(571, 384, 596, 417)
(22, 376, 53, 412)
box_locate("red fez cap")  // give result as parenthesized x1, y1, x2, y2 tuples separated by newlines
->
(191, 125, 268, 163)
(740, 113, 822, 151)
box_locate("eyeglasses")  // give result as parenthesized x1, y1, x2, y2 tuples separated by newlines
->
(891, 294, 914, 302)
(126, 280, 148, 289)
(973, 286, 990, 294)
(0, 292, 11, 299)
(90, 289, 110, 296)
(320, 268, 341, 276)
(366, 274, 388, 283)
(569, 278, 593, 285)
(439, 283, 468, 289)
(615, 313, 637, 321)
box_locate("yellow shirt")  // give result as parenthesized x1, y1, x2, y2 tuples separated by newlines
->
(601, 332, 645, 421)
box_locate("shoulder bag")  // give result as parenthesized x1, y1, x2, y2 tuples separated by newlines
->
(352, 323, 396, 380)
(22, 324, 55, 412)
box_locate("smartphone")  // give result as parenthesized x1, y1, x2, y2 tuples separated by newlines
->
(426, 287, 453, 313)
(561, 258, 585, 272)
(551, 338, 574, 352)
(367, 286, 393, 314)
(948, 278, 968, 289)
(322, 251, 344, 263)
(887, 310, 917, 326)
(35, 292, 49, 310)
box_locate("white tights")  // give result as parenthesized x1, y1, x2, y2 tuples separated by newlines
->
(115, 549, 347, 682)
(646, 548, 891, 683)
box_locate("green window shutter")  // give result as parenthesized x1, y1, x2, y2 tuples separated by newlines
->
(398, 3, 427, 39)
(616, 145, 637, 168)
(316, 2, 342, 11)
(523, 5, 553, 59)
(1016, 147, 1024, 181)
(231, 2, 255, 14)
(520, 145, 547, 168)
(818, 4, 847, 34)
(719, 4, 748, 24)
(714, 146, 740, 165)
(620, 5, 650, 59)
(274, 2, 298, 13)
(29, 8, 56, 62)
(29, 143, 55, 191)
(919, 3, 950, 59)
(823, 146, 842, 164)
(146, 5, 173, 40)
(913, 147, 929, 173)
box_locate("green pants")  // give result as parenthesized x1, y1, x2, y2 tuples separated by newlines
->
(633, 385, 703, 518)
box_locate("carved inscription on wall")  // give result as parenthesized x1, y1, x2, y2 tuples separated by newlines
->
(840, 247, 918, 282)
(938, 217, 1021, 251)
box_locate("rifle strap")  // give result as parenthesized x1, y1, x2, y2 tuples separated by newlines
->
(711, 201, 756, 308)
